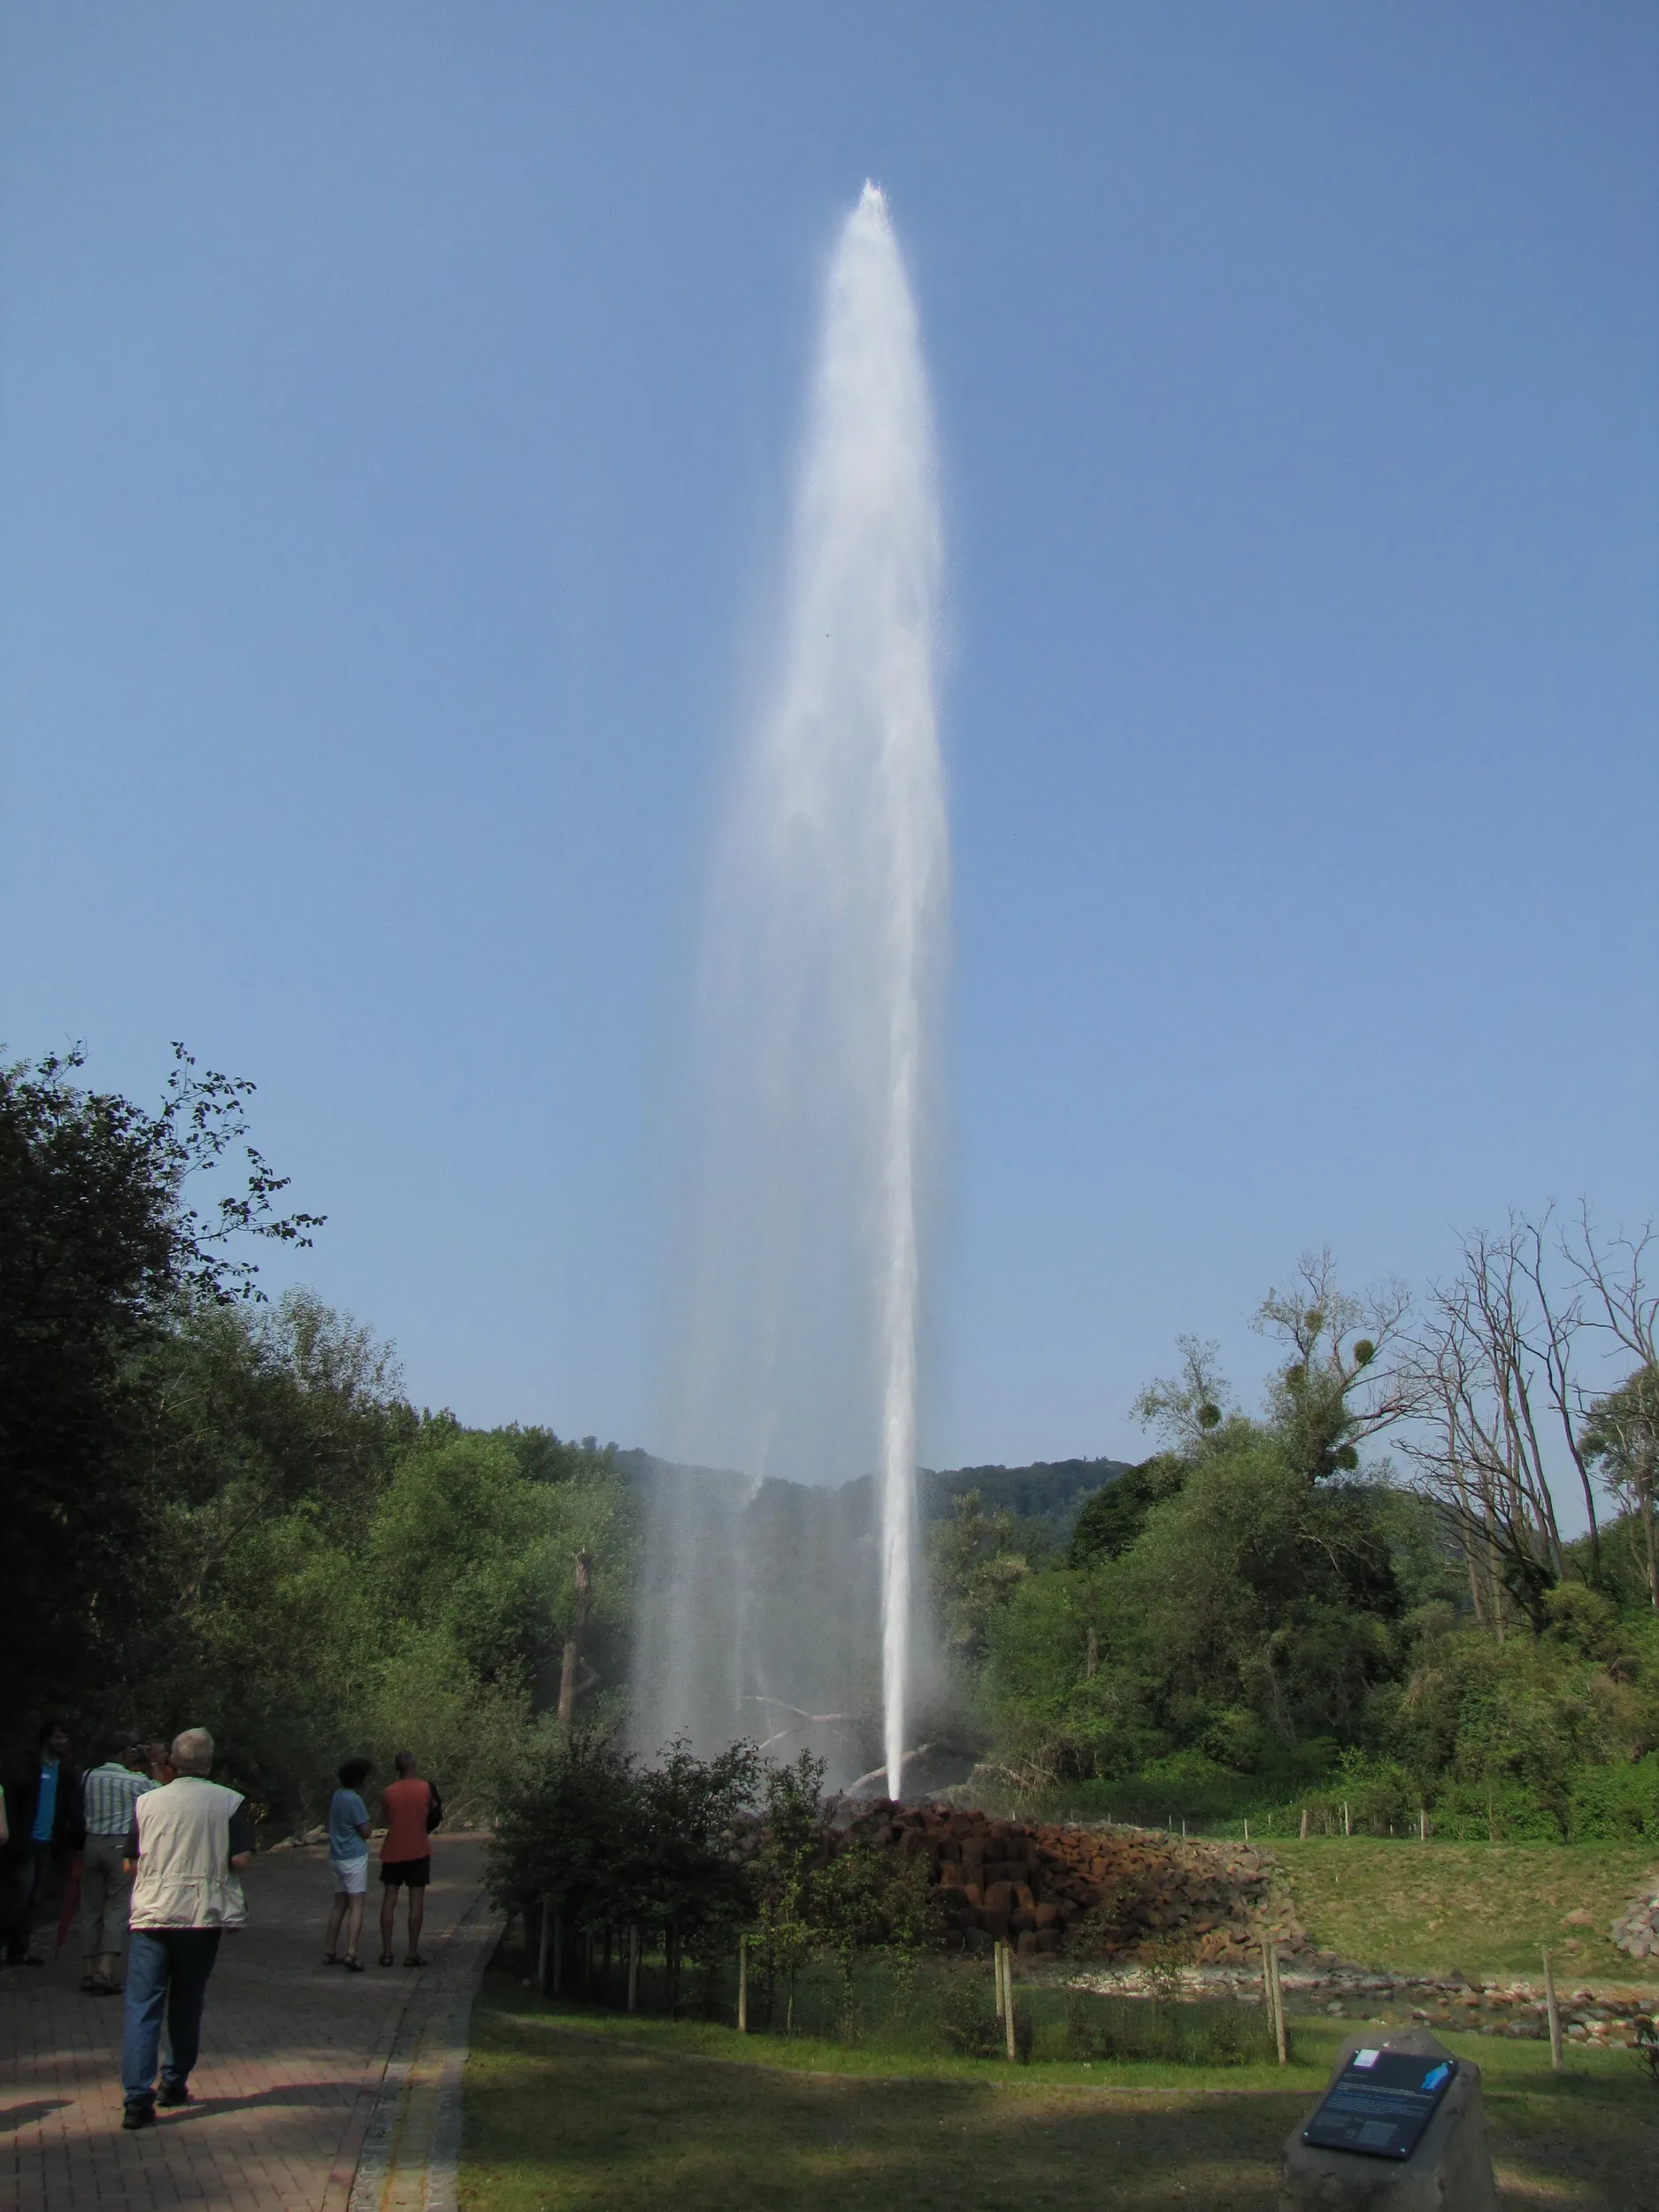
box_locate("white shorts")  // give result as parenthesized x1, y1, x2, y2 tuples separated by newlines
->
(331, 1856, 368, 1895)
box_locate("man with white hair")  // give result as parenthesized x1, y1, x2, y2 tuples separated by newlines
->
(119, 1727, 253, 2131)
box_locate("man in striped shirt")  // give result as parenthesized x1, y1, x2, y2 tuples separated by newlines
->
(79, 1738, 156, 1994)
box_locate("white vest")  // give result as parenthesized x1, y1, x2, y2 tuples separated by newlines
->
(129, 1777, 248, 1931)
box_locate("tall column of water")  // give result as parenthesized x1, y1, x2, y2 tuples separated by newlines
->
(782, 181, 944, 1798)
(642, 183, 945, 1797)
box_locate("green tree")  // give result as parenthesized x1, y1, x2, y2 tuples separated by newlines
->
(1582, 1366, 1659, 1613)
(121, 1305, 635, 1821)
(1068, 1455, 1187, 1567)
(749, 1750, 832, 2026)
(1254, 1249, 1412, 1481)
(989, 1424, 1412, 1786)
(488, 1726, 640, 1932)
(1128, 1334, 1232, 1448)
(926, 1489, 1031, 1671)
(143, 1292, 414, 1610)
(627, 1738, 761, 2006)
(0, 1044, 320, 1721)
(807, 1823, 938, 2025)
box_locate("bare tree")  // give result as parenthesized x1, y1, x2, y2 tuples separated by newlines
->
(1400, 1234, 1566, 1635)
(1253, 1248, 1416, 1479)
(1565, 1211, 1658, 1367)
(557, 1548, 594, 1729)
(1512, 1211, 1604, 1579)
(1397, 1210, 1652, 1632)
(1565, 1210, 1658, 1612)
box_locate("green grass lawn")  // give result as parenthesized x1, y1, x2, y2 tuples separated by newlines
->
(1274, 1839, 1659, 1983)
(458, 1971, 1659, 2212)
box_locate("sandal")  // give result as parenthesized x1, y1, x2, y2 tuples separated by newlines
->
(379, 1951, 395, 1967)
(322, 1953, 339, 1966)
(343, 1955, 365, 1972)
(404, 1955, 427, 1968)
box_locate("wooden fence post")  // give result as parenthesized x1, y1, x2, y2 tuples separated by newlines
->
(1543, 1947, 1563, 2072)
(1299, 1808, 1310, 1839)
(626, 1924, 639, 2014)
(1262, 1939, 1276, 2056)
(738, 1932, 749, 2033)
(537, 1899, 551, 1995)
(1003, 1945, 1018, 2062)
(551, 1916, 563, 1996)
(1342, 1801, 1351, 1837)
(1263, 1939, 1287, 2066)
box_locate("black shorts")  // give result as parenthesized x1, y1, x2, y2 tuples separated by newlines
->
(380, 1858, 431, 1888)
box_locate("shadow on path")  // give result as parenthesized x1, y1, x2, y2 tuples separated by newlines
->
(0, 2101, 72, 2133)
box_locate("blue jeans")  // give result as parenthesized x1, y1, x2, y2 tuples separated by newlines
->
(120, 1929, 221, 2105)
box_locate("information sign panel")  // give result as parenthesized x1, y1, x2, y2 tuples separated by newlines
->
(1301, 2048, 1459, 2162)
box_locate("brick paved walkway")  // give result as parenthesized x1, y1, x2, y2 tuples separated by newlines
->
(1, 1832, 492, 2212)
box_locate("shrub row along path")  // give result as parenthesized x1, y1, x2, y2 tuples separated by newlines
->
(1, 1832, 500, 2212)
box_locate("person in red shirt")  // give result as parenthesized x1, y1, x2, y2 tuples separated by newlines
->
(376, 1752, 442, 1967)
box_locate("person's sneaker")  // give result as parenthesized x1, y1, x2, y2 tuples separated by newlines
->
(156, 2082, 192, 2108)
(121, 2101, 156, 2131)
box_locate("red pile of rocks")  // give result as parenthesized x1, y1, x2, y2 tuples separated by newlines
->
(854, 1802, 1305, 1962)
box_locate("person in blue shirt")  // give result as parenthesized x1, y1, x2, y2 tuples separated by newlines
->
(323, 1758, 373, 1970)
(3, 1720, 82, 1965)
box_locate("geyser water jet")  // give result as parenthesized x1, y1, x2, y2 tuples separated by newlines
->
(634, 183, 946, 1797)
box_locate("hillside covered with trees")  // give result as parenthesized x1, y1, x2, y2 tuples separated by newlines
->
(4, 1042, 1656, 1842)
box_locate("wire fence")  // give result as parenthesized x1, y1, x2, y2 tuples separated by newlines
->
(503, 1922, 1285, 2069)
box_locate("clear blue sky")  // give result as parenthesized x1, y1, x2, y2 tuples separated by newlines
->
(4, 4, 1655, 1470)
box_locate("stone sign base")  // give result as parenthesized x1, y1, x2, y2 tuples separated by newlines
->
(1279, 2029, 1499, 2209)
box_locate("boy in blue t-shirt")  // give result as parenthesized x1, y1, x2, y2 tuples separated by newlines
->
(323, 1757, 373, 1970)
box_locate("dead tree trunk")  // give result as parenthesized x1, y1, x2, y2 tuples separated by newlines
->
(557, 1548, 594, 1730)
